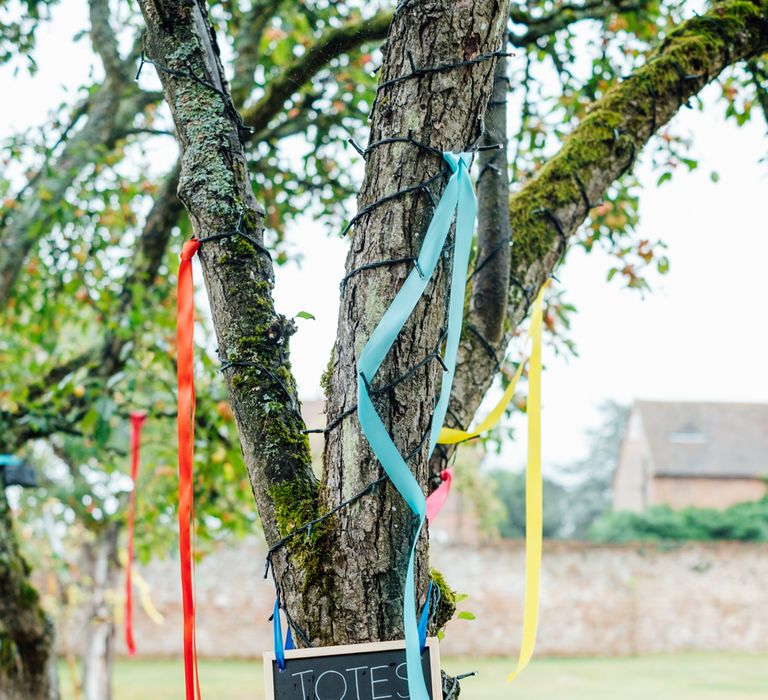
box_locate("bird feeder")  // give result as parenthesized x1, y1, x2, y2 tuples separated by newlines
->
(0, 455, 38, 488)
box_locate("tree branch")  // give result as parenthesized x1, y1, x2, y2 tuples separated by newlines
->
(0, 87, 158, 307)
(137, 0, 316, 553)
(470, 55, 512, 348)
(446, 0, 768, 448)
(241, 10, 392, 133)
(510, 0, 653, 46)
(88, 0, 127, 84)
(230, 0, 288, 107)
(2, 164, 183, 448)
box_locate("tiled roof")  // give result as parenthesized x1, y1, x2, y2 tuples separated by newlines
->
(635, 400, 768, 478)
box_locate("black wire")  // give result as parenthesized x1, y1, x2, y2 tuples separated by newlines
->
(304, 328, 448, 436)
(612, 127, 637, 174)
(340, 256, 417, 293)
(193, 211, 272, 260)
(466, 323, 502, 372)
(135, 52, 255, 138)
(265, 474, 388, 569)
(532, 207, 568, 261)
(342, 168, 448, 236)
(468, 239, 508, 281)
(219, 360, 299, 416)
(364, 131, 444, 159)
(668, 59, 701, 108)
(377, 49, 512, 92)
(572, 172, 593, 219)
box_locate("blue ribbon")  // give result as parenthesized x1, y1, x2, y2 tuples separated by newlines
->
(418, 580, 434, 652)
(273, 597, 296, 670)
(358, 152, 477, 700)
(273, 598, 286, 671)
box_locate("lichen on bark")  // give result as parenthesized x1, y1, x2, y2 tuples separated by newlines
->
(0, 488, 57, 700)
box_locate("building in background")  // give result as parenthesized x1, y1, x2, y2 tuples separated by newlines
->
(614, 400, 768, 511)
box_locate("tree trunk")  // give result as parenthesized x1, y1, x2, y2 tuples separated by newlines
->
(80, 523, 120, 700)
(0, 488, 59, 700)
(137, 0, 507, 654)
(321, 0, 509, 644)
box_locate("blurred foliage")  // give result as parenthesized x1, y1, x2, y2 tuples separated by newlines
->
(557, 401, 629, 538)
(486, 401, 628, 539)
(590, 492, 768, 542)
(488, 468, 571, 538)
(0, 0, 59, 72)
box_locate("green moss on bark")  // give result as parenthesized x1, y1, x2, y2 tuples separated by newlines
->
(429, 567, 457, 631)
(268, 476, 332, 590)
(510, 0, 768, 278)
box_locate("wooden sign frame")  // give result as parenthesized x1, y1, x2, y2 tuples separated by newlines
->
(263, 637, 442, 700)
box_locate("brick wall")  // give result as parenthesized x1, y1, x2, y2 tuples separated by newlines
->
(67, 539, 768, 659)
(651, 476, 766, 510)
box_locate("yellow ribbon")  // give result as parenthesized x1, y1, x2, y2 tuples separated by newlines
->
(508, 284, 543, 681)
(436, 286, 545, 681)
(119, 549, 166, 625)
(437, 356, 528, 445)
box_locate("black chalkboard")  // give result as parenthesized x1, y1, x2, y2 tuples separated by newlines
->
(263, 638, 441, 700)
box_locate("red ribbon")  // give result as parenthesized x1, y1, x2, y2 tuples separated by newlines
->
(178, 239, 201, 700)
(426, 468, 453, 522)
(125, 410, 146, 656)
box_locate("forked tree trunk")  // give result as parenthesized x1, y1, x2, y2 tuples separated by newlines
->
(80, 523, 120, 700)
(137, 0, 507, 657)
(0, 488, 59, 700)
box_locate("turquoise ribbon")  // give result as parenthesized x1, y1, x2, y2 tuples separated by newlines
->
(418, 580, 434, 652)
(273, 598, 286, 671)
(357, 152, 477, 700)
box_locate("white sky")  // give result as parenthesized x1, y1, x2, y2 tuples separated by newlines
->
(2, 4, 767, 476)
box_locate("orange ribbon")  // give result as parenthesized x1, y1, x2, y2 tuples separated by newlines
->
(177, 239, 201, 700)
(125, 410, 147, 656)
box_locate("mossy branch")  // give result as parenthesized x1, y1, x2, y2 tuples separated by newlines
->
(447, 0, 768, 446)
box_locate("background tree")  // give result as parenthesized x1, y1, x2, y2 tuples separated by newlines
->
(1, 0, 767, 698)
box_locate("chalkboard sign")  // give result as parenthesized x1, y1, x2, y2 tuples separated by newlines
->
(263, 638, 441, 700)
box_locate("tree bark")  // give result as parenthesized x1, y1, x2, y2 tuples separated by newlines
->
(137, 0, 318, 636)
(80, 524, 120, 700)
(0, 488, 58, 700)
(321, 0, 509, 645)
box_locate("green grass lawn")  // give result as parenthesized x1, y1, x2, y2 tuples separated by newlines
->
(59, 653, 768, 699)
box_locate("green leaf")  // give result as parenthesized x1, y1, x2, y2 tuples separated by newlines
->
(457, 611, 476, 621)
(681, 158, 698, 172)
(295, 311, 315, 320)
(656, 172, 672, 186)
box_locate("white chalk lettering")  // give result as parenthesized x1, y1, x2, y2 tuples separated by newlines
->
(292, 669, 314, 698)
(345, 666, 368, 700)
(395, 663, 408, 699)
(370, 665, 393, 700)
(315, 669, 348, 700)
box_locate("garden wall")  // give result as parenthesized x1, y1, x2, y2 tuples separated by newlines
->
(64, 540, 768, 658)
